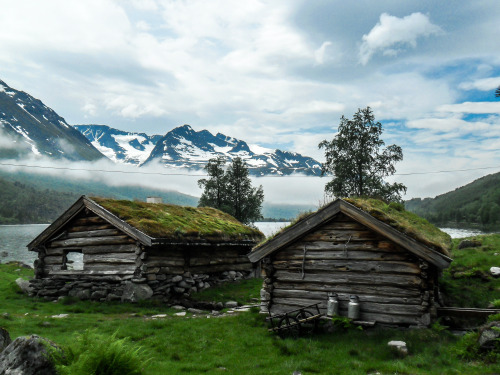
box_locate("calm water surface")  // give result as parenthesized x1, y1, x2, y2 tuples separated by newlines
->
(0, 223, 491, 266)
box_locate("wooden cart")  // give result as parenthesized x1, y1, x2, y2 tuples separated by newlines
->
(266, 303, 322, 336)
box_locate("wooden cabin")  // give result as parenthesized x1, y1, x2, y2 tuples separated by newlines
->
(248, 198, 452, 327)
(27, 196, 264, 302)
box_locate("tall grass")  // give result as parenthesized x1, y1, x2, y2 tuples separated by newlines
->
(53, 330, 149, 375)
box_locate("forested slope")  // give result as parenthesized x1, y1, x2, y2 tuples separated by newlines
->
(405, 172, 500, 230)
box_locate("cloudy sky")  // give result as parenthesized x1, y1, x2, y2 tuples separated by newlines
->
(1, 0, 500, 203)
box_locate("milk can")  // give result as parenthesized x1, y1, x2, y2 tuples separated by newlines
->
(347, 295, 360, 320)
(326, 292, 339, 317)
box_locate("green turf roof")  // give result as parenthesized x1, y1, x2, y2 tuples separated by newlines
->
(344, 197, 451, 256)
(92, 197, 264, 243)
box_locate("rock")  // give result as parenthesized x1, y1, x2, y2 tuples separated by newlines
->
(0, 251, 8, 258)
(458, 239, 482, 249)
(214, 302, 224, 310)
(490, 267, 500, 277)
(121, 281, 153, 302)
(171, 305, 186, 311)
(478, 321, 500, 351)
(175, 311, 186, 317)
(15, 278, 34, 295)
(173, 287, 185, 294)
(388, 340, 408, 357)
(225, 301, 238, 309)
(228, 271, 237, 279)
(0, 327, 11, 353)
(187, 308, 205, 314)
(178, 281, 191, 289)
(0, 335, 61, 375)
(51, 314, 69, 319)
(172, 275, 183, 283)
(90, 290, 108, 300)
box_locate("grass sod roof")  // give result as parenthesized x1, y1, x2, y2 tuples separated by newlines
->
(91, 197, 264, 243)
(344, 197, 452, 257)
(255, 197, 451, 257)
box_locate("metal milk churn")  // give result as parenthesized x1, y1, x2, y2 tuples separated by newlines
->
(347, 295, 360, 320)
(326, 292, 339, 317)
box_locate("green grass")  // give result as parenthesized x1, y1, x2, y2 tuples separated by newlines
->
(1, 263, 499, 374)
(190, 278, 262, 305)
(441, 234, 500, 308)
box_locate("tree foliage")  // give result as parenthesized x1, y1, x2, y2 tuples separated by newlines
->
(198, 157, 264, 224)
(319, 107, 406, 202)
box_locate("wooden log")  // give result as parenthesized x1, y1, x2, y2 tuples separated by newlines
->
(274, 270, 423, 287)
(45, 248, 65, 256)
(302, 229, 380, 242)
(282, 241, 400, 253)
(43, 255, 64, 265)
(145, 258, 185, 267)
(269, 304, 424, 325)
(67, 224, 115, 233)
(65, 229, 122, 239)
(272, 259, 421, 275)
(271, 297, 426, 315)
(83, 253, 137, 264)
(50, 269, 134, 276)
(48, 235, 135, 248)
(272, 288, 422, 305)
(189, 256, 251, 266)
(273, 281, 422, 298)
(72, 216, 107, 226)
(147, 248, 185, 258)
(82, 244, 139, 254)
(84, 263, 135, 273)
(273, 249, 411, 262)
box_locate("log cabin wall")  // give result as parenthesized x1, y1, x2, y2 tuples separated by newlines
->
(262, 213, 436, 327)
(30, 209, 257, 301)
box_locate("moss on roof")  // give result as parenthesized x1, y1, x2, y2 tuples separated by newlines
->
(92, 197, 264, 243)
(344, 197, 451, 256)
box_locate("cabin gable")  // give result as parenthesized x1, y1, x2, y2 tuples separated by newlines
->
(258, 211, 441, 327)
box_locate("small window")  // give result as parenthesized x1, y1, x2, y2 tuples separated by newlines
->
(62, 250, 84, 271)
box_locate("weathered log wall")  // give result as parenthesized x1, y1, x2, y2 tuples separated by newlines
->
(261, 213, 437, 326)
(31, 210, 257, 301)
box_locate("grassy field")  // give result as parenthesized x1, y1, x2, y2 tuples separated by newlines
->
(1, 235, 500, 374)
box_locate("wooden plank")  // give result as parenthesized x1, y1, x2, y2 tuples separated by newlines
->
(189, 256, 251, 266)
(274, 270, 423, 287)
(272, 259, 420, 275)
(145, 258, 185, 267)
(82, 244, 139, 254)
(65, 229, 122, 239)
(84, 263, 135, 272)
(45, 248, 65, 256)
(187, 263, 253, 273)
(273, 281, 422, 298)
(48, 235, 135, 248)
(72, 216, 107, 226)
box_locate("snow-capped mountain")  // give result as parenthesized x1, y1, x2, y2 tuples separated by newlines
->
(0, 79, 104, 161)
(74, 125, 162, 165)
(143, 124, 322, 176)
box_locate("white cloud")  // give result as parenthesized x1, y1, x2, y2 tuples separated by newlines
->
(437, 102, 500, 114)
(359, 12, 442, 65)
(459, 77, 500, 91)
(314, 41, 332, 65)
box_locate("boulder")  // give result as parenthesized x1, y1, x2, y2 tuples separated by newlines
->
(121, 281, 153, 302)
(388, 340, 408, 357)
(0, 327, 11, 353)
(490, 267, 500, 277)
(478, 321, 500, 351)
(0, 335, 61, 375)
(225, 301, 238, 309)
(15, 278, 34, 295)
(458, 239, 482, 249)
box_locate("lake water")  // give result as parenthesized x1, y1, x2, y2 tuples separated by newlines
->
(0, 223, 492, 267)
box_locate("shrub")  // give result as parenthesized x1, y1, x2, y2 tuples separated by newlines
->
(53, 330, 149, 375)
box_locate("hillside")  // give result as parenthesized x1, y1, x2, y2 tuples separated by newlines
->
(0, 79, 104, 161)
(405, 171, 500, 230)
